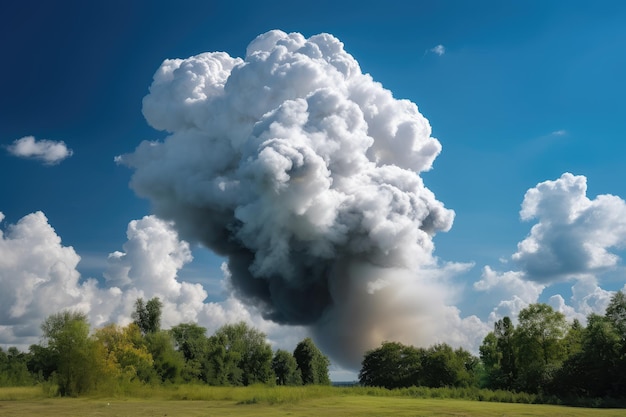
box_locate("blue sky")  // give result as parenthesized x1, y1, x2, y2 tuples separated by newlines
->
(2, 1, 626, 379)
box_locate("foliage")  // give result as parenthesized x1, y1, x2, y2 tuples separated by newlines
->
(208, 322, 274, 386)
(0, 347, 33, 387)
(145, 330, 185, 383)
(359, 341, 479, 389)
(479, 304, 571, 394)
(552, 311, 625, 399)
(132, 297, 163, 335)
(514, 303, 567, 393)
(39, 310, 103, 396)
(93, 323, 154, 382)
(359, 341, 422, 388)
(294, 338, 330, 385)
(169, 323, 209, 382)
(272, 349, 302, 386)
(3, 297, 626, 405)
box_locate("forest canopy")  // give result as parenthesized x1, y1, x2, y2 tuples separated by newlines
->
(1, 292, 624, 407)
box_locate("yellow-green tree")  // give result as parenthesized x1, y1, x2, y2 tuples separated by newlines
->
(40, 311, 103, 396)
(93, 323, 154, 383)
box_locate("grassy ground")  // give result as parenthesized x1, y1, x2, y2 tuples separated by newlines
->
(1, 386, 624, 417)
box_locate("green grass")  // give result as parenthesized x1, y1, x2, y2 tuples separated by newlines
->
(1, 385, 624, 416)
(0, 386, 47, 401)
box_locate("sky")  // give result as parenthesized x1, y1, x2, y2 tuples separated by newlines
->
(2, 0, 626, 380)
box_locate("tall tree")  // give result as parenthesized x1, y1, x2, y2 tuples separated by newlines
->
(293, 338, 330, 385)
(421, 344, 478, 388)
(479, 331, 502, 389)
(494, 316, 517, 389)
(515, 303, 568, 393)
(93, 323, 154, 382)
(605, 290, 626, 340)
(604, 291, 626, 396)
(359, 341, 422, 388)
(170, 323, 209, 382)
(209, 322, 273, 386)
(132, 297, 163, 335)
(0, 347, 33, 387)
(40, 311, 102, 396)
(145, 331, 185, 383)
(272, 349, 301, 386)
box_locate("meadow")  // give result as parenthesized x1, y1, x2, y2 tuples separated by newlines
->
(1, 385, 625, 417)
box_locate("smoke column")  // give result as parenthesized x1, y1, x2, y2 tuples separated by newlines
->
(120, 30, 455, 368)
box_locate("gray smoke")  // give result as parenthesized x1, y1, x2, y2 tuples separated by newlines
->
(119, 30, 455, 368)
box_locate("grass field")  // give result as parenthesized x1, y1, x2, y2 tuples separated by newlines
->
(1, 386, 624, 417)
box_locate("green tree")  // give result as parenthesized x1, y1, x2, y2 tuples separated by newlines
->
(494, 316, 517, 389)
(272, 349, 301, 386)
(514, 303, 568, 393)
(479, 317, 518, 390)
(605, 290, 626, 396)
(552, 313, 621, 399)
(27, 344, 56, 382)
(170, 323, 209, 382)
(205, 331, 243, 385)
(40, 311, 102, 396)
(551, 293, 626, 400)
(209, 322, 273, 386)
(293, 338, 330, 385)
(0, 347, 33, 387)
(562, 319, 584, 357)
(605, 290, 626, 337)
(132, 297, 163, 335)
(359, 341, 422, 388)
(145, 331, 185, 383)
(421, 344, 478, 388)
(479, 331, 502, 388)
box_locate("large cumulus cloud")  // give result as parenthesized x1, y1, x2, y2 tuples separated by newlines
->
(0, 212, 111, 346)
(118, 30, 462, 368)
(476, 173, 626, 324)
(514, 172, 626, 282)
(0, 211, 302, 353)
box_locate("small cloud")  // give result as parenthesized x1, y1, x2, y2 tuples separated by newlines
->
(429, 44, 446, 56)
(6, 136, 73, 165)
(551, 130, 567, 136)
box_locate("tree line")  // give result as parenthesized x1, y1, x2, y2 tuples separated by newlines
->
(2, 291, 625, 404)
(358, 291, 626, 405)
(0, 297, 329, 396)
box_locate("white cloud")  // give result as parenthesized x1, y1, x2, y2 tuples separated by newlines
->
(513, 173, 626, 283)
(118, 30, 460, 369)
(0, 211, 305, 354)
(0, 211, 108, 348)
(475, 173, 625, 327)
(474, 266, 545, 324)
(474, 266, 545, 304)
(429, 44, 446, 56)
(6, 136, 73, 165)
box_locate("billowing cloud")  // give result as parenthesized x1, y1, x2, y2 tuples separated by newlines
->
(6, 136, 73, 165)
(117, 30, 467, 368)
(0, 210, 303, 353)
(0, 211, 109, 347)
(476, 173, 626, 325)
(429, 44, 446, 56)
(513, 172, 626, 283)
(474, 266, 545, 302)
